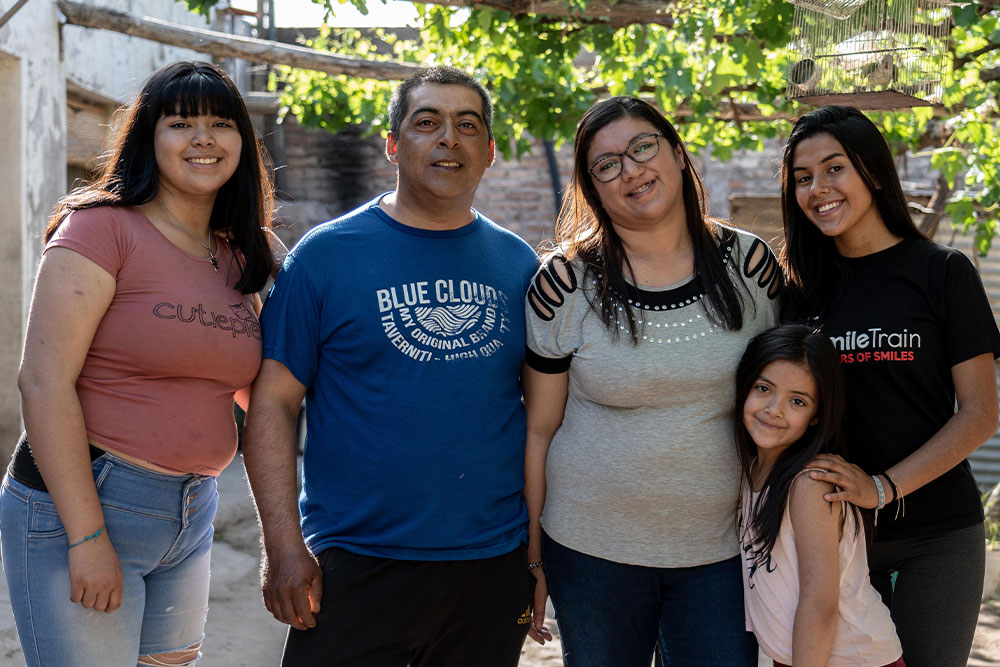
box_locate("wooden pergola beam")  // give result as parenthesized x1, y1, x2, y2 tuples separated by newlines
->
(416, 0, 676, 26)
(56, 0, 422, 80)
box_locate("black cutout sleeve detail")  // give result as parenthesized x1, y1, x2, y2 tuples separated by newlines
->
(528, 254, 580, 321)
(546, 254, 578, 293)
(743, 238, 780, 300)
(527, 285, 555, 321)
(535, 270, 565, 308)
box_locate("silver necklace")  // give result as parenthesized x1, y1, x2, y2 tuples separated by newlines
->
(154, 196, 219, 271)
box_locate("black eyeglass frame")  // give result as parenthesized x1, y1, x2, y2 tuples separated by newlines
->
(587, 132, 664, 183)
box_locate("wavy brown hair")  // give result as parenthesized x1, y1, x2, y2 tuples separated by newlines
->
(46, 61, 274, 294)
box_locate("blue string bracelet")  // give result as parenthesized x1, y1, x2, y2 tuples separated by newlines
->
(67, 525, 105, 550)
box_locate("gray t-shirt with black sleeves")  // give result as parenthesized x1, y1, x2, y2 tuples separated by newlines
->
(525, 226, 780, 568)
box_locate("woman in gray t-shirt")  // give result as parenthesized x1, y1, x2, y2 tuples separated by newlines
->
(522, 96, 779, 666)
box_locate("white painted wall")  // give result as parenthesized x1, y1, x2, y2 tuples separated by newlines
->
(0, 0, 212, 458)
(62, 0, 214, 104)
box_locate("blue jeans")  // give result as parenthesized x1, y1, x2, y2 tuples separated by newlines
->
(0, 452, 217, 667)
(542, 532, 758, 667)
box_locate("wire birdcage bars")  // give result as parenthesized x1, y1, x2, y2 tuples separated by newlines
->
(786, 0, 953, 109)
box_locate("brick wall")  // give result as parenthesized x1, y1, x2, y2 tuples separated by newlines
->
(476, 138, 573, 250)
(272, 119, 573, 250)
(271, 118, 941, 253)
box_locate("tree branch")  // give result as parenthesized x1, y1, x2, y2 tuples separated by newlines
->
(674, 100, 795, 121)
(414, 0, 677, 27)
(57, 0, 422, 80)
(954, 41, 1000, 68)
(983, 66, 1000, 82)
(718, 83, 760, 96)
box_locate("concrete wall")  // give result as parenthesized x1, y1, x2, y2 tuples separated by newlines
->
(0, 51, 24, 457)
(61, 0, 215, 104)
(0, 0, 210, 459)
(0, 0, 64, 458)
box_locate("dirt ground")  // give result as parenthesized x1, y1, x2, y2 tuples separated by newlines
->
(1, 457, 998, 666)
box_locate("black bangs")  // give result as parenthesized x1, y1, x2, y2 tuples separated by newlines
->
(154, 69, 241, 120)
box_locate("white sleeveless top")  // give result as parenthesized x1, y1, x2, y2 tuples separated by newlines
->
(739, 470, 903, 666)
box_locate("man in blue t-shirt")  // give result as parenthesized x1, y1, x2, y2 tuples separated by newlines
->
(243, 67, 540, 667)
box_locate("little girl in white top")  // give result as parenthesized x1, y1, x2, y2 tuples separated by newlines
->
(735, 325, 904, 667)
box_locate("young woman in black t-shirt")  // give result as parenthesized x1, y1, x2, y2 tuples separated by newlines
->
(778, 105, 1000, 667)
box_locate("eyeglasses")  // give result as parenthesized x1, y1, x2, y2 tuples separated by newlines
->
(588, 133, 663, 183)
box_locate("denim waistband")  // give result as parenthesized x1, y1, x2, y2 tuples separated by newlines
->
(5, 450, 216, 526)
(7, 432, 104, 492)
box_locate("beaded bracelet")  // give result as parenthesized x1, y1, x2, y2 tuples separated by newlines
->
(68, 525, 105, 550)
(528, 561, 543, 570)
(871, 475, 886, 510)
(871, 475, 886, 525)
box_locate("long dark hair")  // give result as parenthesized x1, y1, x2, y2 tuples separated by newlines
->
(554, 96, 745, 342)
(778, 105, 924, 321)
(735, 324, 859, 563)
(46, 61, 274, 294)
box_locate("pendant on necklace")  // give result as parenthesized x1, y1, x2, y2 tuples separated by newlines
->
(154, 196, 220, 272)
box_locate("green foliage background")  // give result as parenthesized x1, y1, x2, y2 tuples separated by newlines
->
(187, 0, 1000, 251)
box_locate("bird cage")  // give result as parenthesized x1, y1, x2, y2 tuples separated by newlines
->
(786, 0, 952, 110)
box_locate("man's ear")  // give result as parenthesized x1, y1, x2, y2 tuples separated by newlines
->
(487, 138, 496, 168)
(386, 132, 399, 164)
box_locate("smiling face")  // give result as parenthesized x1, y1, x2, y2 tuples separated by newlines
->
(153, 113, 242, 202)
(791, 132, 889, 255)
(586, 116, 686, 232)
(386, 82, 495, 208)
(742, 359, 819, 460)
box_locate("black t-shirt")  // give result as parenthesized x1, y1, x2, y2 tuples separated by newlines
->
(822, 238, 1000, 541)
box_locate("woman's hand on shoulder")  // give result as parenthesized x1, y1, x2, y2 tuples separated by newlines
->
(805, 454, 879, 509)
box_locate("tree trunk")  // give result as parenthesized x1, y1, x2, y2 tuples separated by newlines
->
(918, 174, 951, 238)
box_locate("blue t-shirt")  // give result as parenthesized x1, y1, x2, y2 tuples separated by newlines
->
(260, 196, 538, 560)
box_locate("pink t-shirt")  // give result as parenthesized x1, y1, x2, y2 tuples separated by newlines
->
(47, 206, 262, 475)
(739, 470, 903, 666)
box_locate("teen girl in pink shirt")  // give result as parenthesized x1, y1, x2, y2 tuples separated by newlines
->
(1, 61, 282, 666)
